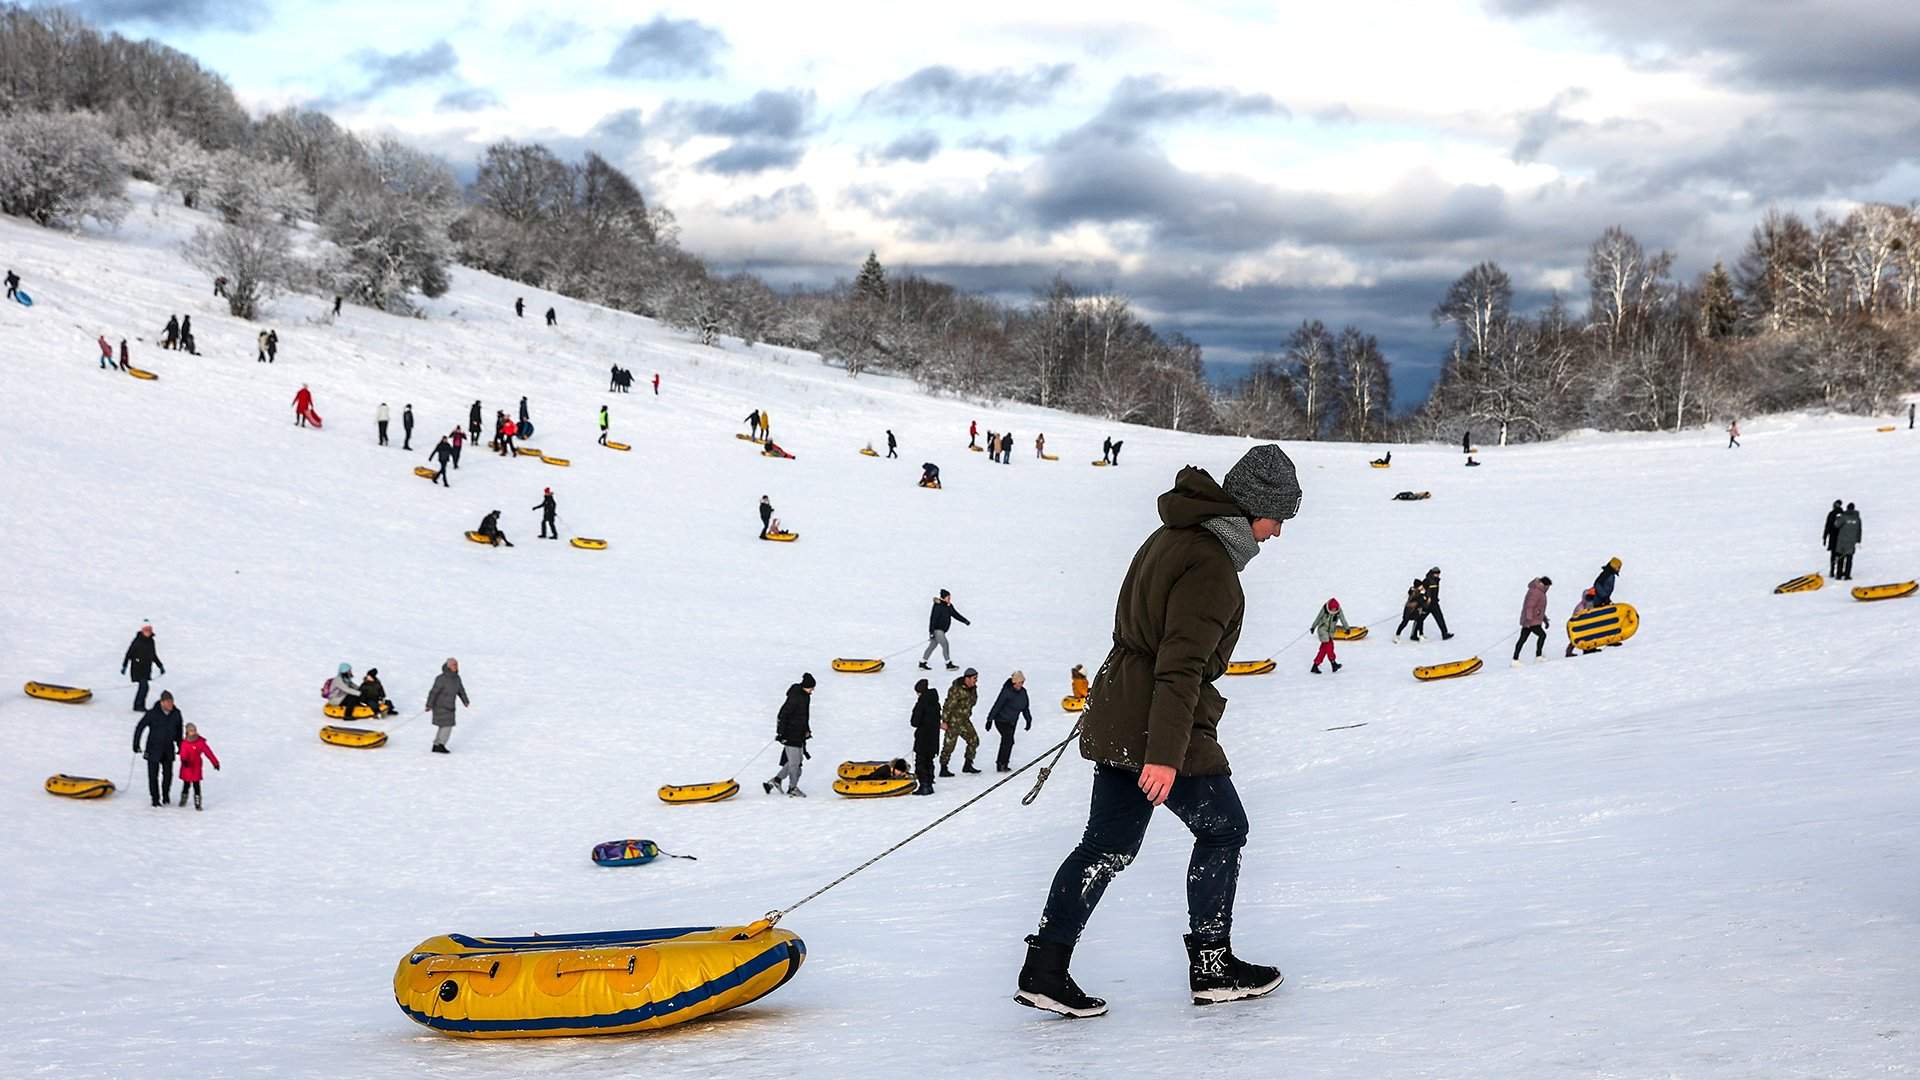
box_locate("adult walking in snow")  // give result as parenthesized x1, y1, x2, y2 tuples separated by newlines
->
(496, 413, 516, 456)
(376, 402, 390, 446)
(764, 673, 815, 796)
(1727, 420, 1741, 448)
(1592, 558, 1621, 606)
(652, 372, 659, 395)
(1513, 576, 1552, 665)
(1394, 579, 1428, 642)
(1035, 433, 1046, 458)
(426, 658, 468, 753)
(1833, 503, 1862, 580)
(987, 430, 999, 463)
(1110, 439, 1124, 465)
(118, 338, 130, 371)
(909, 678, 941, 795)
(1016, 444, 1299, 1018)
(257, 330, 270, 363)
(938, 668, 982, 777)
(179, 315, 194, 355)
(402, 404, 414, 450)
(759, 495, 774, 539)
(1823, 500, 1845, 577)
(97, 334, 113, 369)
(609, 365, 622, 392)
(919, 589, 970, 670)
(163, 314, 179, 350)
(1101, 436, 1113, 464)
(534, 487, 558, 540)
(476, 510, 514, 547)
(3, 268, 17, 300)
(745, 410, 761, 440)
(449, 427, 464, 469)
(132, 690, 183, 807)
(515, 297, 525, 318)
(121, 623, 165, 712)
(545, 306, 557, 326)
(1309, 598, 1348, 674)
(886, 429, 898, 458)
(1001, 432, 1014, 464)
(598, 404, 610, 446)
(985, 671, 1033, 772)
(1463, 429, 1472, 454)
(969, 420, 978, 449)
(1421, 567, 1453, 640)
(426, 436, 453, 485)
(176, 722, 219, 811)
(292, 385, 314, 427)
(518, 396, 530, 427)
(469, 401, 483, 446)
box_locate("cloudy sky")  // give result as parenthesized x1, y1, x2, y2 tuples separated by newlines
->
(72, 0, 1920, 403)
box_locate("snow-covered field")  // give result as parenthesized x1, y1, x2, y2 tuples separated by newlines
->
(4, 188, 1917, 1078)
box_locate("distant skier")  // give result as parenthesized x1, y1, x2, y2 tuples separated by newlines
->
(1833, 503, 1862, 580)
(1822, 499, 1844, 577)
(426, 658, 468, 754)
(132, 691, 183, 806)
(1591, 558, 1621, 606)
(376, 402, 390, 446)
(3, 269, 17, 300)
(920, 589, 970, 671)
(1001, 432, 1014, 464)
(886, 429, 898, 458)
(426, 435, 453, 486)
(97, 333, 113, 369)
(515, 297, 525, 318)
(985, 670, 1033, 772)
(469, 401, 483, 445)
(292, 384, 314, 427)
(121, 622, 165, 712)
(598, 404, 609, 446)
(176, 722, 219, 811)
(938, 668, 982, 777)
(763, 673, 815, 797)
(910, 678, 941, 795)
(1309, 598, 1348, 674)
(448, 427, 464, 469)
(969, 420, 978, 449)
(1394, 578, 1429, 642)
(534, 487, 558, 539)
(1513, 576, 1552, 665)
(1421, 567, 1453, 640)
(759, 495, 774, 539)
(919, 462, 941, 488)
(476, 509, 514, 547)
(402, 404, 414, 450)
(545, 306, 556, 326)
(1727, 420, 1740, 448)
(518, 396, 530, 426)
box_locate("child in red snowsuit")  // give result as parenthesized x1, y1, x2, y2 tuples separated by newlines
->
(177, 723, 220, 810)
(292, 385, 315, 427)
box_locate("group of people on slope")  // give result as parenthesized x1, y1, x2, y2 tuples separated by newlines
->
(254, 328, 279, 363)
(325, 658, 470, 752)
(325, 662, 393, 720)
(606, 365, 653, 393)
(132, 690, 217, 809)
(1821, 500, 1865, 580)
(512, 297, 558, 326)
(743, 409, 772, 441)
(1394, 567, 1453, 642)
(374, 403, 414, 448)
(96, 333, 131, 372)
(159, 313, 197, 354)
(1101, 436, 1125, 464)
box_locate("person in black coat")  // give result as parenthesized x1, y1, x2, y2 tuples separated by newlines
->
(764, 673, 815, 797)
(759, 495, 774, 539)
(1592, 558, 1620, 606)
(1420, 567, 1453, 640)
(121, 623, 165, 711)
(545, 306, 557, 326)
(132, 691, 183, 806)
(886, 429, 898, 458)
(985, 671, 1034, 771)
(426, 436, 453, 487)
(468, 400, 483, 445)
(1822, 499, 1844, 577)
(919, 589, 971, 670)
(534, 487, 558, 539)
(515, 297, 525, 318)
(477, 510, 514, 547)
(402, 404, 414, 450)
(518, 396, 530, 426)
(909, 678, 941, 795)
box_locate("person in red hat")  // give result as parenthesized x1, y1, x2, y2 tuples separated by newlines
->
(533, 487, 558, 539)
(1310, 597, 1349, 674)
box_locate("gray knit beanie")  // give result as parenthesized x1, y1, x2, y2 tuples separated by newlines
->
(1222, 444, 1302, 521)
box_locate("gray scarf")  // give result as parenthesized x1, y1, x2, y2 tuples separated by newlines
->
(1200, 515, 1259, 572)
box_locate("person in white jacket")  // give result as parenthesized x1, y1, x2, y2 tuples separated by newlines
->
(377, 402, 391, 446)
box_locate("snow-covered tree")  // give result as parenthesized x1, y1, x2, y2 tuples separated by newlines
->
(183, 215, 299, 320)
(0, 110, 128, 227)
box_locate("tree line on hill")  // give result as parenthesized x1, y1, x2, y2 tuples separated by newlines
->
(0, 5, 1912, 440)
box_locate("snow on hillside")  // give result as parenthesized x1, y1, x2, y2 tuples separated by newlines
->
(3, 187, 1917, 1079)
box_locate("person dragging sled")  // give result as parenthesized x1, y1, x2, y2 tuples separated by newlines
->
(1592, 557, 1621, 606)
(1513, 576, 1552, 665)
(426, 658, 468, 753)
(909, 678, 941, 795)
(598, 404, 609, 446)
(938, 668, 982, 777)
(986, 671, 1033, 772)
(292, 385, 315, 427)
(920, 589, 970, 670)
(476, 510, 514, 547)
(97, 334, 114, 369)
(1420, 566, 1454, 640)
(1015, 444, 1299, 1018)
(759, 495, 774, 539)
(534, 488, 558, 539)
(1727, 420, 1741, 448)
(764, 673, 815, 797)
(886, 429, 898, 458)
(1309, 598, 1348, 674)
(121, 622, 165, 712)
(177, 722, 219, 811)
(426, 435, 453, 486)
(132, 690, 184, 807)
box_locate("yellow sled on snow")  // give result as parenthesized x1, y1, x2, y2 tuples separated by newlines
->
(25, 682, 92, 704)
(1369, 461, 1390, 469)
(1773, 573, 1823, 594)
(831, 658, 884, 674)
(393, 922, 806, 1039)
(1039, 453, 1059, 461)
(833, 777, 917, 798)
(859, 448, 879, 457)
(46, 774, 115, 798)
(1225, 658, 1275, 676)
(762, 531, 799, 542)
(465, 531, 499, 545)
(736, 433, 767, 444)
(1332, 626, 1369, 642)
(571, 537, 608, 550)
(1091, 460, 1110, 467)
(324, 700, 394, 720)
(1413, 657, 1484, 682)
(658, 780, 740, 804)
(414, 466, 440, 479)
(125, 367, 158, 380)
(514, 447, 543, 457)
(319, 725, 388, 749)
(541, 455, 570, 467)
(1852, 581, 1917, 602)
(1061, 695, 1087, 712)
(1876, 425, 1896, 432)
(605, 441, 630, 451)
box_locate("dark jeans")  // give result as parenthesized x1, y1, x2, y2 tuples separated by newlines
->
(1396, 615, 1424, 640)
(540, 516, 557, 539)
(1425, 602, 1450, 637)
(403, 426, 412, 450)
(1036, 764, 1249, 946)
(1836, 552, 1854, 579)
(1513, 625, 1546, 660)
(994, 721, 1019, 769)
(450, 445, 461, 469)
(146, 757, 174, 804)
(132, 679, 150, 711)
(378, 420, 389, 445)
(914, 745, 935, 793)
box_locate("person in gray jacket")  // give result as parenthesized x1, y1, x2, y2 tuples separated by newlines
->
(986, 671, 1034, 771)
(1833, 503, 1863, 580)
(426, 658, 469, 753)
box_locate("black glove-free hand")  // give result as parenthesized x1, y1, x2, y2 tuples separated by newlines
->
(157, 664, 165, 674)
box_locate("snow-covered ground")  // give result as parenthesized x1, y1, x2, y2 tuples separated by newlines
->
(4, 187, 1917, 1078)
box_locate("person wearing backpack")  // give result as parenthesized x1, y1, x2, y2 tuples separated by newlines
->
(1309, 598, 1348, 674)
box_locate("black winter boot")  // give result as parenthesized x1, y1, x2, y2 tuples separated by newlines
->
(1014, 935, 1107, 1018)
(1184, 934, 1283, 1005)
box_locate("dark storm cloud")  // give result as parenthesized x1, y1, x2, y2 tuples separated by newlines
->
(436, 86, 500, 113)
(61, 0, 266, 29)
(1065, 75, 1288, 146)
(606, 16, 728, 79)
(863, 63, 1075, 117)
(349, 40, 459, 102)
(658, 89, 812, 140)
(1489, 0, 1920, 96)
(698, 139, 807, 176)
(872, 130, 942, 164)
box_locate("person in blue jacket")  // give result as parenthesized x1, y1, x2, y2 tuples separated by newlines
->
(986, 671, 1034, 771)
(1591, 557, 1621, 606)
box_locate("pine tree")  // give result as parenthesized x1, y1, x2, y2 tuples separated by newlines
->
(855, 251, 888, 302)
(1700, 261, 1738, 339)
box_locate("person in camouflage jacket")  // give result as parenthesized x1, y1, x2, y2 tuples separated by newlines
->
(938, 668, 982, 776)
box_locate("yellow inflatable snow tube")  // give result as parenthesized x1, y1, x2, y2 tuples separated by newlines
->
(658, 780, 739, 804)
(514, 447, 543, 457)
(762, 531, 798, 542)
(1225, 658, 1275, 676)
(393, 923, 806, 1039)
(46, 774, 115, 798)
(25, 682, 92, 704)
(1332, 626, 1369, 641)
(125, 366, 158, 380)
(1039, 453, 1059, 461)
(541, 455, 570, 467)
(1061, 695, 1087, 712)
(414, 466, 439, 479)
(859, 448, 879, 457)
(606, 441, 631, 451)
(319, 725, 388, 749)
(1774, 573, 1823, 594)
(571, 537, 608, 550)
(324, 701, 393, 720)
(1414, 657, 1484, 682)
(833, 777, 917, 798)
(1369, 461, 1390, 468)
(1852, 580, 1916, 602)
(831, 658, 884, 674)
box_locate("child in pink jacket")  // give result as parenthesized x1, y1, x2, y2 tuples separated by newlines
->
(177, 723, 220, 811)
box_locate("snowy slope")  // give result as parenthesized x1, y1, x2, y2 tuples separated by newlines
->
(3, 187, 1918, 1079)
